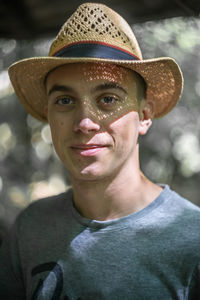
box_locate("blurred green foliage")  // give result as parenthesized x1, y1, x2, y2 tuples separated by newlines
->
(0, 16, 200, 237)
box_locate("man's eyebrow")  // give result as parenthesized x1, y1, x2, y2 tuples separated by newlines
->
(47, 82, 127, 97)
(93, 82, 127, 94)
(47, 84, 74, 96)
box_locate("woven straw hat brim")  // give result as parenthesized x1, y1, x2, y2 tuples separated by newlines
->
(9, 56, 183, 122)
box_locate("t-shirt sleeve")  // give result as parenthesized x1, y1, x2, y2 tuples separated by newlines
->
(0, 219, 26, 300)
(188, 260, 200, 300)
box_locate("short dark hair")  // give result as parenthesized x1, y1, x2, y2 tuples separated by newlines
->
(134, 72, 147, 104)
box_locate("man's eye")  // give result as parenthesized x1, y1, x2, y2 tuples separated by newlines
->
(56, 97, 74, 105)
(99, 96, 117, 105)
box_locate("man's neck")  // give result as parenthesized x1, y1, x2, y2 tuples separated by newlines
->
(70, 151, 162, 221)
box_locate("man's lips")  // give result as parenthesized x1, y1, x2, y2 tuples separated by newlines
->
(71, 144, 107, 149)
(70, 144, 109, 156)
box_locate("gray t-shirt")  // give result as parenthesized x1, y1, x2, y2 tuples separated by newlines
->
(0, 185, 200, 299)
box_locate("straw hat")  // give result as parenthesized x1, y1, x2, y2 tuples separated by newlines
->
(9, 2, 183, 122)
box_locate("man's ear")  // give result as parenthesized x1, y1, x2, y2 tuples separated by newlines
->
(138, 100, 154, 135)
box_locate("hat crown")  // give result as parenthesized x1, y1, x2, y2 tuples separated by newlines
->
(49, 2, 142, 59)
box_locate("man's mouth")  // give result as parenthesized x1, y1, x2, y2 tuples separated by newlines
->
(70, 144, 108, 156)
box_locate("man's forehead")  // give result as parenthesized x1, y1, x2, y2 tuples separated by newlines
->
(47, 62, 135, 84)
(79, 63, 131, 81)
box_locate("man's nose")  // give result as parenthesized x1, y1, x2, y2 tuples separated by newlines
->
(74, 117, 100, 134)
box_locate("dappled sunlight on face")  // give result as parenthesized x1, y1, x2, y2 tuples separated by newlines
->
(80, 63, 139, 124)
(46, 62, 141, 128)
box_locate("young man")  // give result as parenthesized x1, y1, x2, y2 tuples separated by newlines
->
(0, 3, 199, 299)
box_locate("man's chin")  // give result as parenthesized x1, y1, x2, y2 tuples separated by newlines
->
(81, 168, 104, 180)
(70, 165, 108, 182)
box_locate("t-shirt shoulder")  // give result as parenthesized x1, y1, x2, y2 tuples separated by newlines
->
(168, 188, 200, 216)
(17, 188, 73, 223)
(161, 187, 200, 242)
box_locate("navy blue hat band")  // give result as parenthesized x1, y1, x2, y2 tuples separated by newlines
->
(53, 42, 139, 61)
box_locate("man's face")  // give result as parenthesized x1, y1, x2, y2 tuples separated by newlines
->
(45, 63, 151, 181)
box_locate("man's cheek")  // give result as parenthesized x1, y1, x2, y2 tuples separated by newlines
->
(88, 102, 138, 128)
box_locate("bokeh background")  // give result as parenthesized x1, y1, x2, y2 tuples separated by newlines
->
(0, 0, 200, 242)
